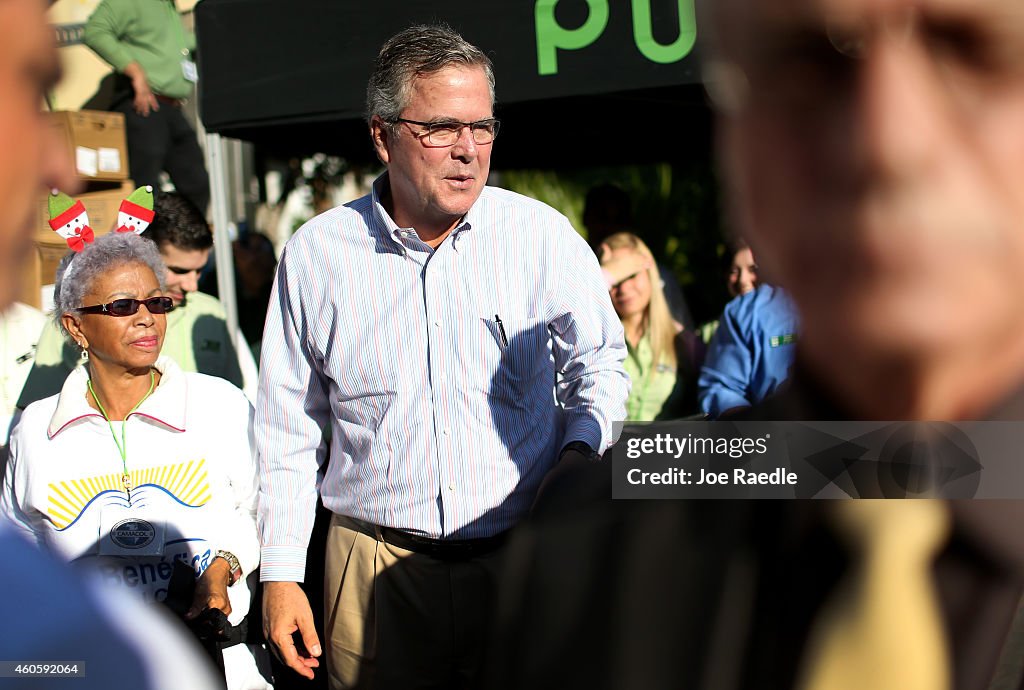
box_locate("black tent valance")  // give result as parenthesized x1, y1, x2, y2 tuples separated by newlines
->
(195, 0, 709, 165)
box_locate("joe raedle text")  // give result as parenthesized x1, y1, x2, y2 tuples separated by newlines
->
(626, 466, 798, 487)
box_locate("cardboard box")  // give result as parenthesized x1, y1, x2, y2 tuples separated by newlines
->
(49, 110, 129, 182)
(36, 241, 71, 293)
(20, 180, 137, 308)
(16, 242, 73, 311)
(17, 242, 57, 310)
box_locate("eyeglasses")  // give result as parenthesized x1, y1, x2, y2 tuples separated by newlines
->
(75, 296, 175, 317)
(392, 118, 500, 147)
(704, 8, 1024, 117)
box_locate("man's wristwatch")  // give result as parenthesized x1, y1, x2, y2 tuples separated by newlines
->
(560, 441, 602, 462)
(215, 550, 242, 585)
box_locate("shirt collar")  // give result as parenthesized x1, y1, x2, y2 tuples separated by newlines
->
(48, 355, 188, 438)
(370, 172, 478, 250)
(625, 331, 652, 356)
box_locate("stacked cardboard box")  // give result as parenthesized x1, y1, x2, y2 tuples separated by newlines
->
(19, 110, 132, 309)
(50, 111, 130, 182)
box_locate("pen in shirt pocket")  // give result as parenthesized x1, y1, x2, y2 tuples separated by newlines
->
(495, 314, 509, 348)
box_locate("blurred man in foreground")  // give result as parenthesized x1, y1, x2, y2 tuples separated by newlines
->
(0, 0, 74, 307)
(488, 1, 1024, 688)
(0, 2, 219, 687)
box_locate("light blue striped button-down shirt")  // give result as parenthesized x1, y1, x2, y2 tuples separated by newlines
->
(257, 174, 629, 580)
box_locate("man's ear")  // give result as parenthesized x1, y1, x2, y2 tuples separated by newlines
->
(62, 313, 87, 351)
(370, 115, 392, 165)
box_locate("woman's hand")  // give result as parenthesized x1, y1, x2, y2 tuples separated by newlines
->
(601, 251, 652, 289)
(185, 557, 233, 620)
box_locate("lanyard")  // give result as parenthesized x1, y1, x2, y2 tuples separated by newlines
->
(87, 371, 156, 499)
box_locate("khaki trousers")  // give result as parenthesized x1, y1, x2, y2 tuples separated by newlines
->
(324, 515, 503, 690)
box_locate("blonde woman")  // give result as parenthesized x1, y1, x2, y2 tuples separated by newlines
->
(600, 232, 704, 420)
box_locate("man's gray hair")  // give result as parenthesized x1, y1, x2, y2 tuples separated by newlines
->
(53, 232, 167, 339)
(366, 23, 495, 130)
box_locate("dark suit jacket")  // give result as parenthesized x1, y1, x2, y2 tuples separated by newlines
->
(486, 377, 1024, 690)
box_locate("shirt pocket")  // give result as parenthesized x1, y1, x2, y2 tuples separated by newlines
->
(478, 316, 550, 397)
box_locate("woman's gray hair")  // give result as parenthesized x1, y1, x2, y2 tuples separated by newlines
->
(366, 23, 495, 130)
(53, 232, 167, 340)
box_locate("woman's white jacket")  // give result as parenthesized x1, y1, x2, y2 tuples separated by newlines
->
(1, 355, 260, 627)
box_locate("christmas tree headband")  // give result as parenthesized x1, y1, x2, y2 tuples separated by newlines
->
(48, 185, 156, 252)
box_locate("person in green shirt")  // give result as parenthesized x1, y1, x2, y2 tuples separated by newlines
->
(19, 192, 255, 408)
(84, 0, 209, 212)
(600, 232, 704, 420)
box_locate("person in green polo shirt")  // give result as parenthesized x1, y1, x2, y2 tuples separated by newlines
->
(84, 0, 210, 213)
(600, 232, 704, 421)
(18, 192, 256, 408)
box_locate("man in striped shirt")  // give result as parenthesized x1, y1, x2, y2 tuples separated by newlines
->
(256, 23, 629, 689)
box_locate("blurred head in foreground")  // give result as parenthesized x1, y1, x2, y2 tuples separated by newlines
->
(0, 0, 75, 309)
(702, 0, 1024, 419)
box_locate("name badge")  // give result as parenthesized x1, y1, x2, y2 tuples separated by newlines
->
(99, 505, 166, 556)
(181, 59, 198, 83)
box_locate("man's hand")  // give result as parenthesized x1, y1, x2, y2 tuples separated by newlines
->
(185, 558, 232, 620)
(124, 61, 159, 116)
(263, 581, 322, 679)
(532, 446, 596, 512)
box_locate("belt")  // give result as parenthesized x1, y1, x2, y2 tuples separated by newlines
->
(339, 515, 508, 560)
(154, 94, 183, 108)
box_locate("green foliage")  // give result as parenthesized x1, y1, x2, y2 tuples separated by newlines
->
(495, 162, 730, 325)
(498, 170, 587, 233)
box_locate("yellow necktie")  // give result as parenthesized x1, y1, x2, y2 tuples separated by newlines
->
(799, 499, 952, 690)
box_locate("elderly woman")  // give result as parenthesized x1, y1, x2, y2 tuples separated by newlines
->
(0, 233, 272, 690)
(600, 232, 704, 420)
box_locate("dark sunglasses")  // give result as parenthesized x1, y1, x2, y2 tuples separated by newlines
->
(75, 296, 175, 317)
